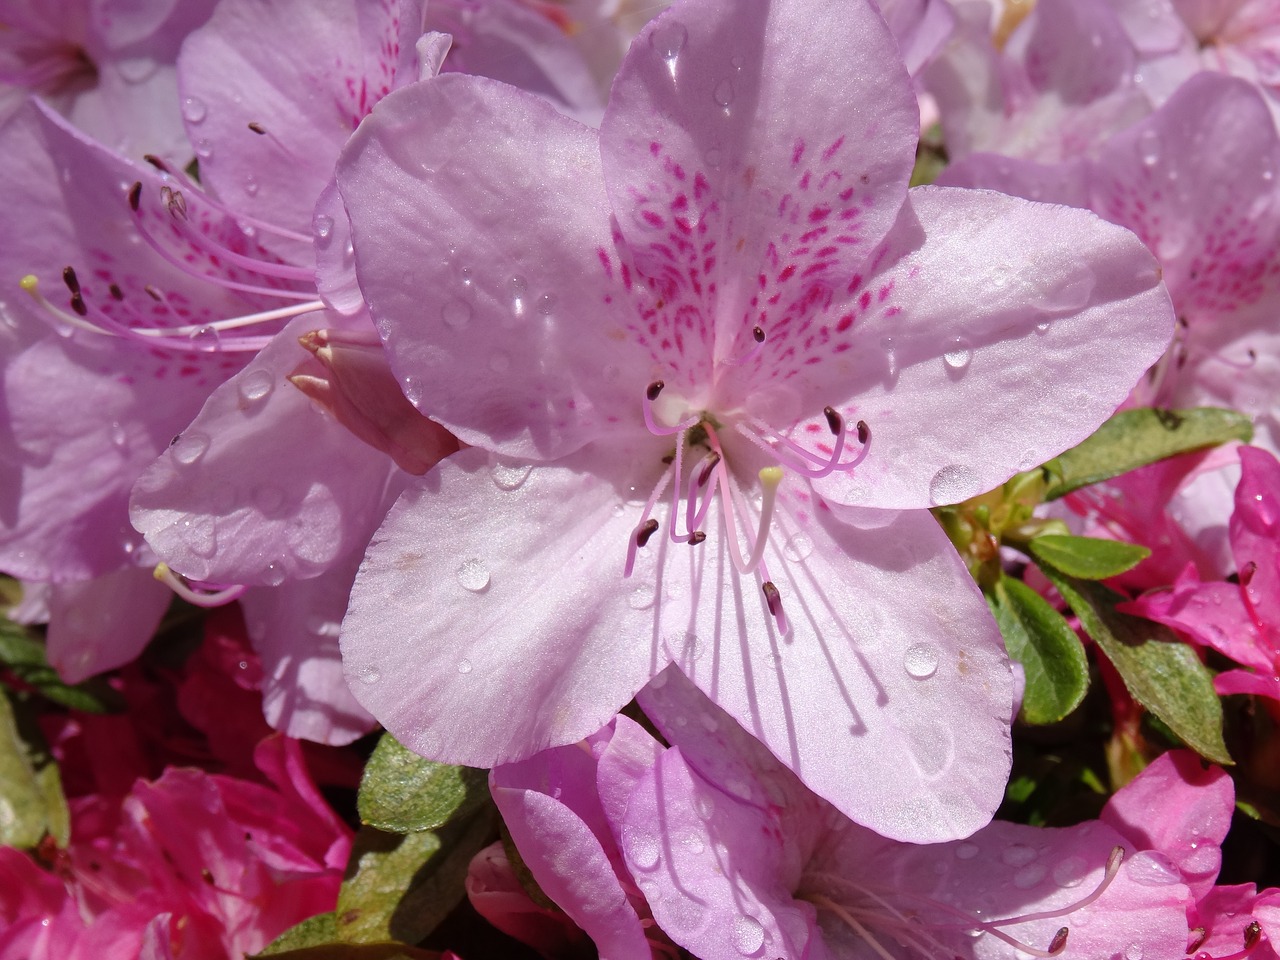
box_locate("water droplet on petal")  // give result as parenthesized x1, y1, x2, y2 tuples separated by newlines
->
(457, 658, 473, 674)
(194, 138, 213, 159)
(731, 915, 765, 956)
(1013, 863, 1047, 888)
(238, 369, 274, 403)
(626, 829, 662, 870)
(943, 336, 972, 372)
(955, 842, 980, 860)
(1001, 844, 1036, 867)
(929, 464, 982, 506)
(181, 96, 207, 123)
(172, 433, 210, 465)
(694, 794, 714, 819)
(1138, 128, 1161, 166)
(1053, 856, 1088, 887)
(683, 833, 706, 855)
(537, 293, 557, 316)
(109, 421, 128, 448)
(1126, 851, 1180, 885)
(403, 376, 423, 404)
(456, 558, 490, 592)
(441, 298, 472, 329)
(782, 534, 813, 562)
(243, 174, 260, 197)
(649, 19, 688, 60)
(354, 664, 382, 685)
(649, 670, 669, 690)
(713, 78, 735, 108)
(312, 214, 334, 240)
(181, 516, 217, 558)
(699, 713, 718, 732)
(629, 584, 655, 609)
(1126, 944, 1144, 960)
(490, 460, 532, 491)
(263, 561, 286, 586)
(903, 642, 938, 679)
(189, 325, 221, 352)
(117, 57, 158, 83)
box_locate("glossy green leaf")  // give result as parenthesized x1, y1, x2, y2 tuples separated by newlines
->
(256, 912, 444, 959)
(1043, 407, 1253, 500)
(0, 622, 123, 714)
(357, 733, 489, 834)
(1028, 535, 1150, 580)
(258, 914, 340, 955)
(1046, 573, 1231, 765)
(0, 692, 69, 847)
(335, 810, 494, 945)
(989, 576, 1089, 725)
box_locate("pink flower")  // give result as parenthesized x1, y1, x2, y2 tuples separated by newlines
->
(336, 0, 1172, 841)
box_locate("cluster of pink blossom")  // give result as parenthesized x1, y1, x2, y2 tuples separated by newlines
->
(1, 0, 1279, 956)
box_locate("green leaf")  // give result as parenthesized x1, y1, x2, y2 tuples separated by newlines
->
(1043, 407, 1253, 499)
(1028, 535, 1150, 580)
(335, 810, 494, 945)
(1045, 573, 1231, 765)
(989, 576, 1089, 724)
(0, 692, 69, 847)
(0, 621, 124, 714)
(256, 916, 446, 958)
(259, 914, 340, 954)
(358, 733, 490, 834)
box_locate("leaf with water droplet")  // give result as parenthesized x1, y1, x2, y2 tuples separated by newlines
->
(358, 732, 490, 835)
(1028, 534, 1150, 580)
(989, 575, 1088, 725)
(1045, 573, 1231, 765)
(1042, 407, 1252, 500)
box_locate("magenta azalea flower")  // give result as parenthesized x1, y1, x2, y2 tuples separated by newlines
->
(336, 0, 1172, 841)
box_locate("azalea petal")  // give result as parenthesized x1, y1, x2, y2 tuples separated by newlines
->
(46, 567, 171, 682)
(809, 187, 1172, 510)
(339, 445, 665, 765)
(1233, 446, 1280, 632)
(594, 714, 663, 835)
(130, 314, 396, 586)
(600, 0, 917, 386)
(336, 75, 645, 460)
(1101, 750, 1233, 901)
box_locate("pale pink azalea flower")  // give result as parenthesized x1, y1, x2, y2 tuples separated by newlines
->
(336, 0, 1172, 840)
(0, 0, 218, 160)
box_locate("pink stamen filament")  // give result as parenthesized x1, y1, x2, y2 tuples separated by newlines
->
(683, 451, 720, 535)
(736, 413, 870, 479)
(642, 381, 702, 436)
(143, 159, 312, 244)
(623, 467, 676, 577)
(154, 564, 246, 608)
(705, 424, 780, 576)
(162, 191, 315, 282)
(807, 894, 909, 960)
(721, 325, 767, 367)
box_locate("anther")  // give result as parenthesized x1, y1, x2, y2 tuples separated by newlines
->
(689, 531, 707, 545)
(247, 121, 267, 135)
(145, 285, 163, 301)
(1245, 921, 1263, 950)
(647, 380, 665, 401)
(635, 519, 660, 548)
(128, 181, 142, 211)
(69, 293, 87, 316)
(62, 266, 80, 297)
(696, 452, 721, 488)
(824, 405, 842, 435)
(752, 325, 765, 342)
(108, 283, 124, 301)
(1188, 929, 1209, 954)
(856, 419, 869, 444)
(1242, 561, 1257, 586)
(143, 154, 167, 171)
(762, 581, 784, 618)
(1047, 928, 1069, 955)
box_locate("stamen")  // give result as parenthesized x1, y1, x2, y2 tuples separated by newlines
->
(247, 121, 267, 135)
(688, 531, 706, 545)
(807, 895, 899, 960)
(1048, 927, 1069, 955)
(636, 519, 660, 547)
(683, 451, 720, 534)
(157, 187, 315, 282)
(128, 181, 142, 211)
(722, 325, 767, 367)
(153, 563, 246, 608)
(736, 413, 871, 479)
(20, 275, 105, 336)
(1200, 920, 1268, 960)
(139, 161, 311, 243)
(824, 405, 841, 434)
(1241, 561, 1257, 586)
(641, 381, 701, 436)
(758, 562, 789, 633)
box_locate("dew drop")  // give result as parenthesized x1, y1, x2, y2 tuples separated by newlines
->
(929, 464, 982, 506)
(194, 138, 213, 159)
(490, 460, 532, 491)
(694, 794, 715, 819)
(942, 337, 972, 371)
(1126, 944, 1144, 960)
(457, 658, 473, 674)
(456, 558, 490, 592)
(243, 174, 260, 197)
(699, 713, 718, 732)
(263, 561, 286, 586)
(441, 298, 472, 329)
(312, 214, 334, 240)
(880, 335, 898, 379)
(782, 534, 813, 562)
(172, 433, 210, 465)
(403, 376, 423, 404)
(1125, 851, 1180, 885)
(117, 57, 158, 83)
(1001, 844, 1036, 867)
(1013, 863, 1047, 889)
(649, 19, 688, 60)
(1053, 855, 1088, 887)
(354, 664, 382, 685)
(537, 293, 557, 316)
(181, 96, 207, 123)
(955, 842, 980, 860)
(1137, 128, 1161, 167)
(238, 369, 274, 403)
(181, 517, 217, 558)
(109, 421, 127, 448)
(683, 833, 706, 855)
(713, 78, 735, 108)
(626, 829, 662, 870)
(188, 325, 221, 352)
(731, 915, 765, 956)
(903, 642, 938, 679)
(628, 583, 655, 610)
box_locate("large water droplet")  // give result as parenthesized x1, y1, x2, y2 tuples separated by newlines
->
(628, 584, 655, 610)
(181, 516, 217, 558)
(1013, 864, 1047, 889)
(929, 464, 982, 506)
(880, 335, 898, 379)
(731, 915, 765, 955)
(312, 214, 334, 240)
(782, 534, 813, 562)
(172, 433, 210, 465)
(903, 642, 938, 679)
(626, 829, 661, 870)
(649, 20, 688, 60)
(713, 78, 735, 108)
(238, 369, 273, 403)
(943, 337, 972, 372)
(189, 325, 221, 352)
(181, 96, 207, 123)
(682, 833, 706, 855)
(490, 460, 532, 491)
(456, 558, 491, 592)
(263, 561, 286, 586)
(1001, 844, 1037, 867)
(403, 376, 423, 405)
(457, 658, 473, 674)
(1126, 851, 1180, 885)
(1137, 128, 1161, 167)
(441, 298, 472, 329)
(194, 138, 213, 159)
